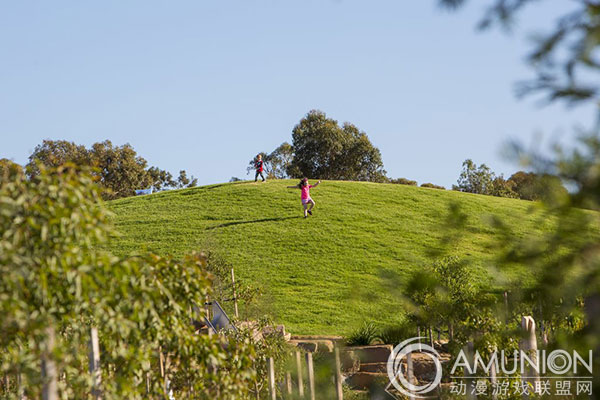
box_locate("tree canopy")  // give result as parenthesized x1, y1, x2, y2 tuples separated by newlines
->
(26, 139, 196, 199)
(0, 165, 257, 398)
(255, 110, 386, 182)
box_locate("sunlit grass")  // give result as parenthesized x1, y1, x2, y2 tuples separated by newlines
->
(107, 180, 550, 335)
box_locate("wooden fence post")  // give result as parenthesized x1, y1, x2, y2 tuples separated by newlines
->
(3, 375, 9, 394)
(17, 372, 25, 400)
(305, 353, 315, 400)
(145, 372, 150, 395)
(520, 316, 539, 394)
(464, 341, 476, 400)
(231, 268, 239, 319)
(406, 352, 415, 400)
(295, 352, 304, 397)
(41, 325, 58, 400)
(285, 372, 293, 396)
(268, 357, 276, 400)
(428, 326, 434, 349)
(158, 346, 169, 396)
(490, 346, 498, 400)
(334, 345, 343, 400)
(88, 327, 102, 399)
(504, 292, 509, 323)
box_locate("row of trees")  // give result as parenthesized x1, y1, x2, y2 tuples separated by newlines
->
(453, 159, 566, 201)
(1, 139, 197, 200)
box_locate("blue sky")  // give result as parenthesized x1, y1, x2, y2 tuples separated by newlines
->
(1, 1, 595, 188)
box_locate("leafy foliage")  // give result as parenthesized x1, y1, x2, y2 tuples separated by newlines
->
(0, 159, 23, 181)
(288, 110, 386, 182)
(346, 322, 378, 346)
(26, 139, 196, 199)
(246, 143, 294, 180)
(420, 182, 445, 190)
(389, 177, 417, 186)
(377, 321, 416, 345)
(0, 164, 255, 398)
(454, 159, 497, 195)
(234, 317, 293, 398)
(404, 256, 485, 341)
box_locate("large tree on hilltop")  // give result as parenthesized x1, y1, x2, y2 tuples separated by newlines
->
(288, 110, 386, 181)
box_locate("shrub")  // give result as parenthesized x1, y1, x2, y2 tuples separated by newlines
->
(377, 321, 416, 345)
(346, 322, 378, 346)
(421, 183, 445, 190)
(390, 177, 417, 186)
(0, 165, 257, 398)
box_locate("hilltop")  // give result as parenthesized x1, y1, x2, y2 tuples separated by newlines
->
(107, 180, 548, 335)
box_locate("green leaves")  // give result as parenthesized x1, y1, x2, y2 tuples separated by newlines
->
(289, 110, 387, 182)
(0, 166, 257, 398)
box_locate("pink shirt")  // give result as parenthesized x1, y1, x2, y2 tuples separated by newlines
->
(301, 185, 313, 200)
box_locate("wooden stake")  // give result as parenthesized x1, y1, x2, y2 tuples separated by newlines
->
(88, 327, 102, 400)
(504, 291, 509, 323)
(268, 357, 276, 400)
(465, 342, 476, 400)
(520, 316, 540, 393)
(295, 352, 304, 397)
(159, 346, 168, 396)
(41, 325, 58, 400)
(285, 372, 293, 396)
(306, 353, 315, 400)
(231, 268, 239, 319)
(159, 347, 165, 379)
(334, 346, 343, 400)
(428, 326, 434, 349)
(490, 346, 498, 400)
(406, 352, 415, 400)
(17, 372, 24, 400)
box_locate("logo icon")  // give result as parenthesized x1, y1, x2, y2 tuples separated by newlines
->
(386, 337, 442, 399)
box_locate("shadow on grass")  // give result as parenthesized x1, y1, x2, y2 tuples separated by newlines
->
(206, 216, 300, 230)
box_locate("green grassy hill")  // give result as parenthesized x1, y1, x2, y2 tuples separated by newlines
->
(107, 180, 548, 335)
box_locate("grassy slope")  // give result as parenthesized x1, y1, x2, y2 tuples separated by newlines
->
(107, 180, 549, 335)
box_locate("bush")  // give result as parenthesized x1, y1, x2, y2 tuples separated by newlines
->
(346, 322, 378, 346)
(421, 183, 445, 190)
(0, 165, 257, 398)
(377, 321, 416, 345)
(390, 177, 417, 186)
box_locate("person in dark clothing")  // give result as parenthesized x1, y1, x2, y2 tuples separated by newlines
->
(254, 154, 266, 182)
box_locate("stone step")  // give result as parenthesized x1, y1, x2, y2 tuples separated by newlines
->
(288, 339, 334, 353)
(290, 335, 344, 342)
(346, 372, 388, 390)
(359, 362, 388, 373)
(344, 344, 393, 364)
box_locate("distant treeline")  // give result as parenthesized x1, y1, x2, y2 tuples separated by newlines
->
(389, 159, 566, 201)
(2, 111, 565, 202)
(0, 140, 196, 200)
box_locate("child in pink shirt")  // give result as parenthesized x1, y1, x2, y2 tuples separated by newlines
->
(287, 178, 321, 218)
